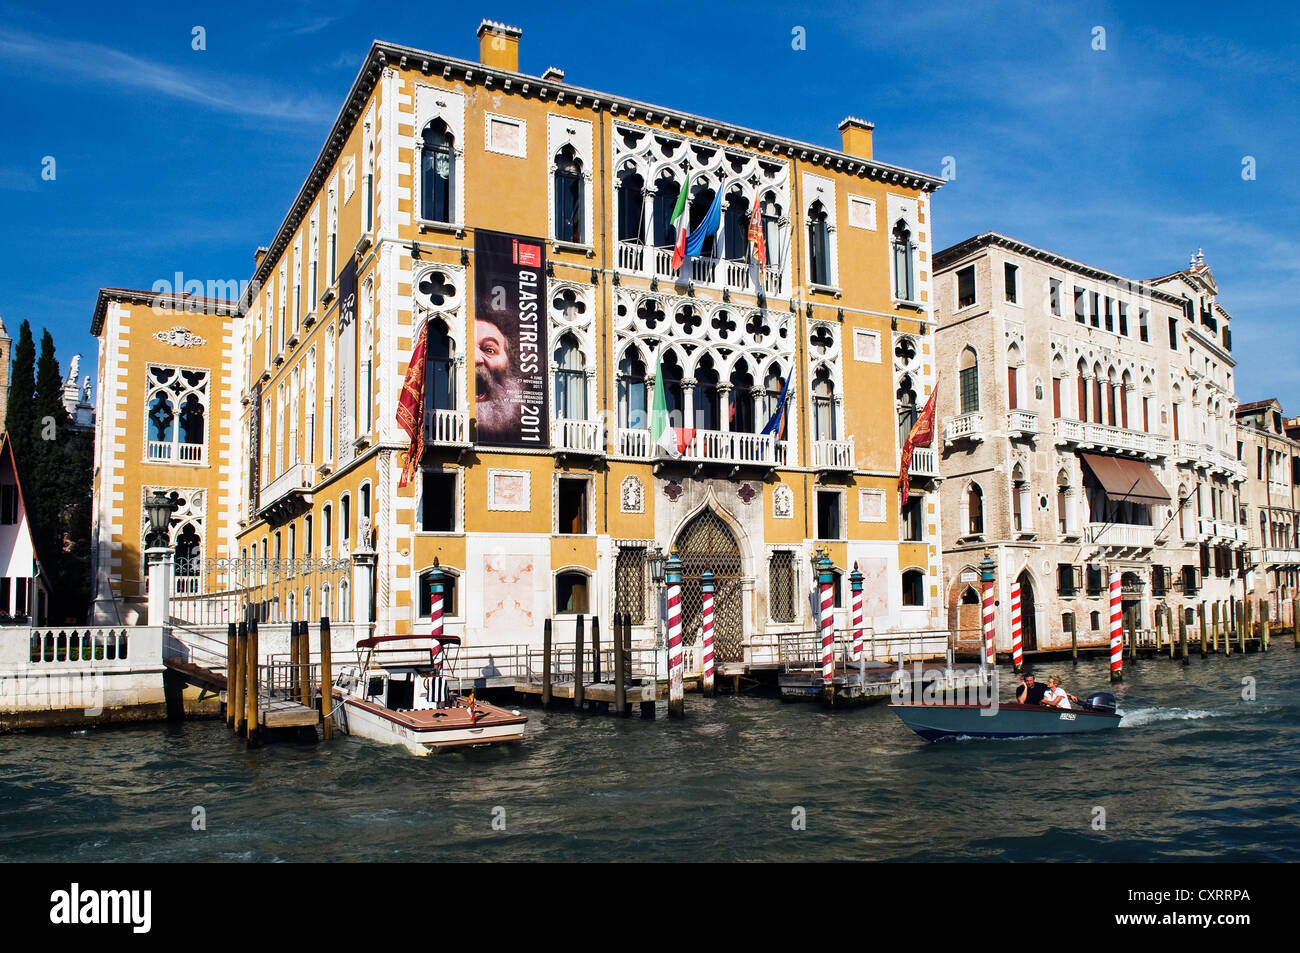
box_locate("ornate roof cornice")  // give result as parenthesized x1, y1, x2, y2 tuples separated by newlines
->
(243, 39, 947, 308)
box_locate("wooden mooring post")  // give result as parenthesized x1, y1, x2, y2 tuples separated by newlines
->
(225, 622, 237, 724)
(591, 614, 601, 685)
(1239, 599, 1248, 655)
(299, 620, 312, 707)
(574, 614, 586, 711)
(1179, 612, 1188, 665)
(1294, 595, 1300, 648)
(1262, 611, 1270, 653)
(320, 616, 333, 740)
(247, 615, 261, 747)
(1198, 603, 1208, 659)
(541, 618, 553, 709)
(613, 612, 627, 716)
(1211, 602, 1220, 654)
(232, 617, 247, 734)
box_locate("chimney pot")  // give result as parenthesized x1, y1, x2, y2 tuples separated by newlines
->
(838, 116, 874, 160)
(477, 19, 522, 73)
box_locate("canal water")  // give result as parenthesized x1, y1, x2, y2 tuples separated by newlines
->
(2, 650, 1298, 862)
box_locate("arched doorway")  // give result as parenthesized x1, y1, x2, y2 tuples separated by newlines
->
(1121, 571, 1143, 629)
(1016, 569, 1038, 651)
(674, 509, 744, 662)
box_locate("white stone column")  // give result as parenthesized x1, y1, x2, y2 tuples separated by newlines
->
(146, 547, 173, 626)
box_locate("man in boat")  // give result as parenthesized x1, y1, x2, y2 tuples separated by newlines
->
(1015, 670, 1048, 705)
(1042, 674, 1079, 709)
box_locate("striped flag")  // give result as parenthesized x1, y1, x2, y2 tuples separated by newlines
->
(747, 194, 768, 300)
(670, 169, 691, 271)
(651, 351, 692, 457)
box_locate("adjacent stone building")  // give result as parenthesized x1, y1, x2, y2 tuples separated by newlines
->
(1235, 398, 1300, 620)
(933, 235, 1244, 652)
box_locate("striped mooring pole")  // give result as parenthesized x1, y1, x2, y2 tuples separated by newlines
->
(666, 549, 685, 718)
(428, 562, 446, 707)
(980, 548, 996, 670)
(701, 569, 715, 697)
(1108, 568, 1123, 682)
(850, 562, 865, 664)
(1010, 580, 1024, 673)
(818, 551, 836, 689)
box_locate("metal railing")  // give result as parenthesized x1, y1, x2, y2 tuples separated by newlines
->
(774, 627, 951, 667)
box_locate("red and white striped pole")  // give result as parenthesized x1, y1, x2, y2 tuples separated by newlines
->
(666, 550, 685, 718)
(428, 562, 446, 707)
(980, 549, 996, 669)
(1010, 581, 1024, 673)
(850, 562, 865, 663)
(701, 569, 715, 697)
(818, 552, 836, 691)
(1109, 568, 1123, 682)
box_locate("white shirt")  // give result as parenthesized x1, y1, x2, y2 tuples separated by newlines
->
(1043, 686, 1072, 709)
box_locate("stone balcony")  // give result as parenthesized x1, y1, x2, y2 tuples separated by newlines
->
(616, 427, 789, 469)
(257, 462, 313, 525)
(1198, 517, 1246, 545)
(1084, 521, 1160, 553)
(616, 241, 786, 298)
(1053, 417, 1168, 460)
(812, 439, 855, 473)
(1006, 409, 1039, 438)
(553, 417, 605, 458)
(423, 408, 470, 448)
(1262, 548, 1300, 566)
(943, 412, 984, 447)
(908, 446, 938, 478)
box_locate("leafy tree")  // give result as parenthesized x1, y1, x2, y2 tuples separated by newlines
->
(7, 320, 35, 461)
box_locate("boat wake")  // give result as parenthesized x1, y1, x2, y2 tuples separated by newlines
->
(1118, 706, 1234, 727)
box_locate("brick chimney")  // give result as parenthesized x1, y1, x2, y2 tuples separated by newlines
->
(477, 19, 522, 73)
(541, 66, 565, 83)
(838, 116, 874, 160)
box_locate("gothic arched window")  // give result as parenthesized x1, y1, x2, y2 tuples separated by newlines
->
(420, 119, 455, 223)
(807, 200, 831, 285)
(553, 145, 584, 243)
(553, 333, 587, 421)
(892, 219, 915, 301)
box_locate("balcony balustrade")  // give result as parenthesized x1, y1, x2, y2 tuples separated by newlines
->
(616, 427, 787, 467)
(1053, 418, 1168, 459)
(553, 417, 604, 456)
(1006, 409, 1039, 437)
(908, 446, 938, 477)
(812, 439, 855, 472)
(615, 241, 785, 297)
(258, 462, 313, 525)
(943, 412, 984, 447)
(146, 439, 205, 464)
(1085, 522, 1158, 551)
(424, 408, 470, 447)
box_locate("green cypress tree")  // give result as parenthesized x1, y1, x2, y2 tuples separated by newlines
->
(7, 320, 35, 461)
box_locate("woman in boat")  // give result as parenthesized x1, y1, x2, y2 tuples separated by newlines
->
(1042, 674, 1078, 709)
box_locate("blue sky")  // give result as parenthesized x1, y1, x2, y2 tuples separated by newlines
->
(1, 0, 1297, 405)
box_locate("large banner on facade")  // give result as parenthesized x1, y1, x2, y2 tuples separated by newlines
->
(473, 230, 548, 447)
(336, 255, 357, 465)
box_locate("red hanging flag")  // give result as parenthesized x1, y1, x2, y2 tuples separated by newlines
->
(396, 319, 429, 488)
(898, 381, 939, 503)
(747, 194, 768, 297)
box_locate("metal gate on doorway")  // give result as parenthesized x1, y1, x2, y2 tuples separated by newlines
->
(675, 510, 744, 662)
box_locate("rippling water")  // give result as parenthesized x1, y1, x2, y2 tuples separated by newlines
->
(2, 650, 1298, 862)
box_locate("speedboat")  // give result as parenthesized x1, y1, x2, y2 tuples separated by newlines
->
(890, 692, 1122, 742)
(331, 634, 527, 755)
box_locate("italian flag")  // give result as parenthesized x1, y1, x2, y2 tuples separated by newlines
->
(651, 351, 692, 458)
(670, 168, 691, 271)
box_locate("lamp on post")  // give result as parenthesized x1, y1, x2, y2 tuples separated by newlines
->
(647, 543, 668, 675)
(144, 491, 177, 626)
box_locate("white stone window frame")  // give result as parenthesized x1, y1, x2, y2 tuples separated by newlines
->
(415, 465, 464, 535)
(413, 83, 467, 229)
(413, 262, 469, 415)
(140, 485, 206, 594)
(766, 546, 801, 623)
(484, 112, 528, 158)
(547, 114, 594, 252)
(553, 565, 594, 617)
(548, 280, 598, 427)
(1002, 260, 1023, 310)
(487, 468, 531, 512)
(144, 363, 210, 467)
(886, 193, 923, 307)
(553, 471, 595, 536)
(291, 235, 303, 333)
(807, 320, 846, 444)
(802, 171, 840, 293)
(343, 155, 356, 202)
(413, 563, 463, 622)
(815, 486, 847, 541)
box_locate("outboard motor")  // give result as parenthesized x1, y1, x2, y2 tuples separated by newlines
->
(1086, 692, 1118, 713)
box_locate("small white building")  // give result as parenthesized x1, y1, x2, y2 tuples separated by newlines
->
(0, 433, 52, 624)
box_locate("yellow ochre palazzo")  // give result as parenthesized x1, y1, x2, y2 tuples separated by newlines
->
(90, 21, 948, 667)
